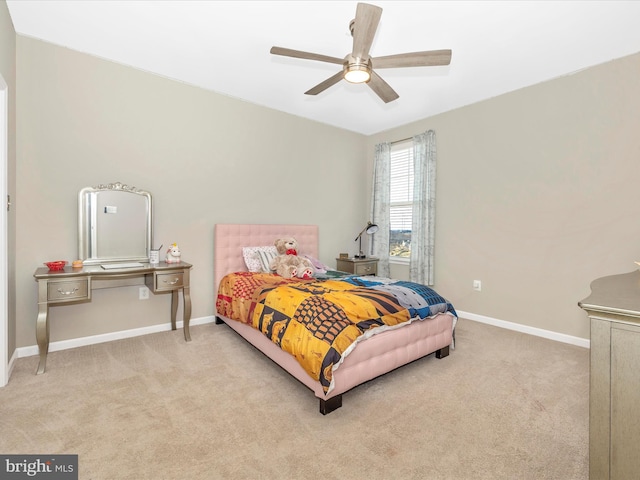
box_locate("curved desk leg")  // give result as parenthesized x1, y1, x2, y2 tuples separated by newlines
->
(183, 286, 192, 342)
(35, 303, 50, 375)
(170, 290, 178, 331)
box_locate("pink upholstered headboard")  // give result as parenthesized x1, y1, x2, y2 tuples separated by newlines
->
(214, 224, 319, 295)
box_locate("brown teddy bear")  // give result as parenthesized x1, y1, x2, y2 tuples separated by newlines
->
(269, 237, 314, 279)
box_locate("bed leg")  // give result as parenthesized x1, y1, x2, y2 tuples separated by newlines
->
(436, 345, 450, 359)
(215, 316, 225, 325)
(319, 395, 342, 415)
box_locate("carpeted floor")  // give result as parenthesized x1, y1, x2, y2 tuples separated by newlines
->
(0, 318, 589, 479)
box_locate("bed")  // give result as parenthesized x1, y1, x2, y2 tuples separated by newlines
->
(214, 224, 457, 414)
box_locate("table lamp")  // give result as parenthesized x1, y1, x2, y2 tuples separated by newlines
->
(354, 222, 379, 259)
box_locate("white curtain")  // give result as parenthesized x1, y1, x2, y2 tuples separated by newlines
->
(370, 142, 391, 278)
(410, 130, 437, 285)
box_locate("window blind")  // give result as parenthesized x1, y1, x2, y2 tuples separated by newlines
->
(390, 142, 413, 258)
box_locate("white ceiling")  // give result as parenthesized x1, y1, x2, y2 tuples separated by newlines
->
(7, 1, 640, 135)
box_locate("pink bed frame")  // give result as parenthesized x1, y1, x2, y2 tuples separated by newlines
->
(214, 224, 454, 414)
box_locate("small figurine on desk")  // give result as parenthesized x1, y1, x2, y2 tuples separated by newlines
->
(165, 243, 182, 264)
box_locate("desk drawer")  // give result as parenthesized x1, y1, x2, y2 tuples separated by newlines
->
(153, 272, 184, 292)
(47, 279, 90, 302)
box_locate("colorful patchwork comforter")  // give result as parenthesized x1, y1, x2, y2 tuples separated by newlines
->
(216, 272, 457, 393)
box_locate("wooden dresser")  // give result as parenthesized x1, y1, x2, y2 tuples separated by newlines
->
(579, 270, 640, 479)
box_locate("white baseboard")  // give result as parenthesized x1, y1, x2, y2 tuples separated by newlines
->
(8, 348, 17, 377)
(458, 310, 590, 349)
(14, 311, 588, 361)
(16, 315, 216, 359)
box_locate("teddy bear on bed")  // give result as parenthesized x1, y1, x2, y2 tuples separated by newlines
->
(269, 237, 315, 279)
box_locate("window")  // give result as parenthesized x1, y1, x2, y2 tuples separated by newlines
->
(389, 141, 413, 260)
(372, 131, 436, 284)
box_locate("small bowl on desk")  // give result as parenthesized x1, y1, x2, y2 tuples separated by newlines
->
(44, 260, 67, 271)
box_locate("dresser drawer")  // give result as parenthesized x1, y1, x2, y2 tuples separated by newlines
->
(354, 262, 377, 275)
(47, 279, 90, 302)
(152, 272, 184, 292)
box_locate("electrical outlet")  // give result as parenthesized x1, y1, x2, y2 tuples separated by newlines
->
(139, 286, 150, 300)
(473, 280, 482, 291)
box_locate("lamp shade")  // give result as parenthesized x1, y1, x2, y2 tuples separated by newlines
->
(365, 223, 379, 235)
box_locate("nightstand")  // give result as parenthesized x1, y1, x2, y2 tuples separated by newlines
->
(336, 257, 378, 275)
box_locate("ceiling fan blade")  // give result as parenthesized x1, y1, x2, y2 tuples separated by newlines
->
(373, 49, 452, 69)
(305, 71, 345, 96)
(352, 3, 382, 59)
(270, 46, 344, 65)
(368, 71, 399, 103)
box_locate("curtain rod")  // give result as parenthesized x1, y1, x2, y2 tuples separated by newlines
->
(390, 136, 412, 145)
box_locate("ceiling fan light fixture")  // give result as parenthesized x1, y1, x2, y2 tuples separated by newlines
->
(344, 58, 372, 84)
(344, 66, 370, 83)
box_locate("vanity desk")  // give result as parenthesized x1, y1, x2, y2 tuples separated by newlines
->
(34, 261, 192, 374)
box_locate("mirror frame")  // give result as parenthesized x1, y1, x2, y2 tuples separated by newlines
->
(78, 182, 153, 265)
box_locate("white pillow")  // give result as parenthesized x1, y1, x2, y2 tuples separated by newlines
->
(242, 246, 277, 273)
(257, 248, 278, 273)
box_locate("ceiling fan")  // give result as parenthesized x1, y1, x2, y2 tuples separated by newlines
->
(270, 2, 452, 103)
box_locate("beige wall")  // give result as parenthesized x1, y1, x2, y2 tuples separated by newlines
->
(15, 36, 368, 348)
(367, 52, 640, 340)
(11, 26, 640, 349)
(0, 1, 16, 361)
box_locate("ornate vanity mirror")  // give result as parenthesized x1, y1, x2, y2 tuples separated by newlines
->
(78, 182, 153, 265)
